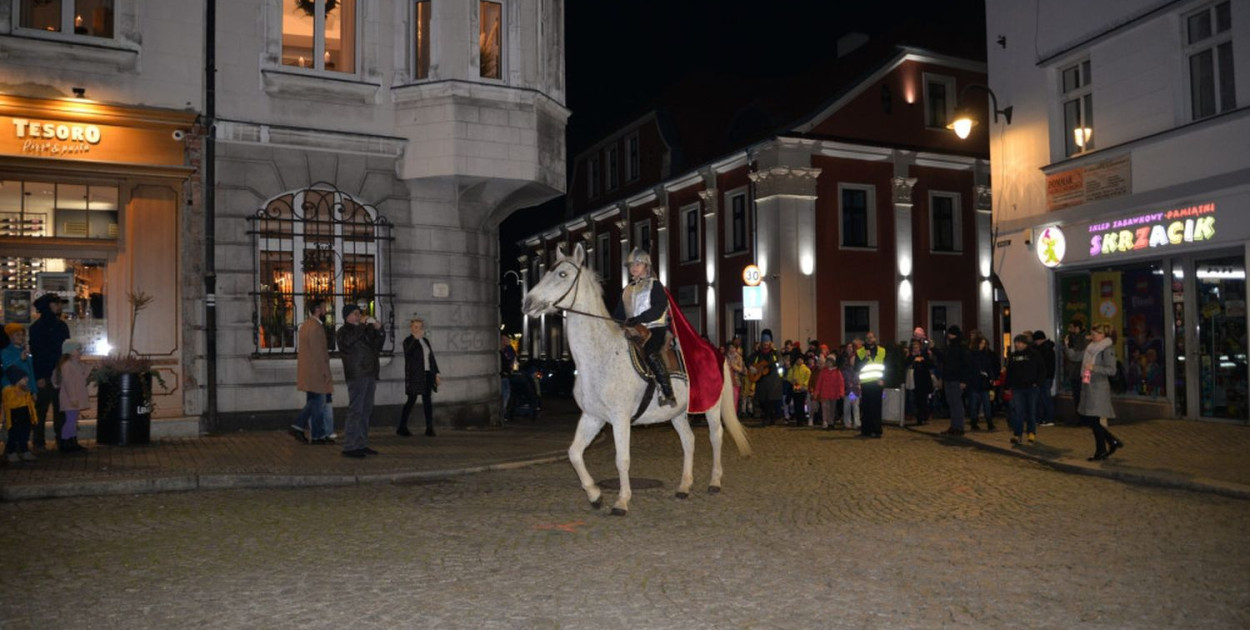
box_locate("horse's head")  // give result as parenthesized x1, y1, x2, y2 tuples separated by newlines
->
(522, 243, 587, 317)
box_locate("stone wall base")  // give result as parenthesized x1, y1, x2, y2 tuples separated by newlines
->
(203, 398, 497, 434)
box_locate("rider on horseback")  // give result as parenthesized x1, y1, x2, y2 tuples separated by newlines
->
(613, 248, 677, 407)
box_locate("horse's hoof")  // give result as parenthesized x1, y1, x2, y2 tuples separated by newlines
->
(610, 507, 628, 516)
(590, 498, 603, 510)
(675, 492, 689, 500)
(707, 485, 722, 494)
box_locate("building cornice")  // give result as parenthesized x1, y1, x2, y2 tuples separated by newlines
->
(590, 207, 621, 222)
(663, 171, 704, 193)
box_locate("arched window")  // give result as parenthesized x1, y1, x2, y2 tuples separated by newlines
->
(248, 183, 395, 355)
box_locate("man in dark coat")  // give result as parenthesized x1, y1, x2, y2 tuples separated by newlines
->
(939, 325, 973, 435)
(1033, 330, 1057, 427)
(29, 293, 69, 450)
(1062, 319, 1090, 424)
(337, 304, 385, 458)
(749, 330, 783, 426)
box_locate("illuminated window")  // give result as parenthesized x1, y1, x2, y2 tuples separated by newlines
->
(0, 179, 118, 240)
(249, 185, 394, 355)
(1186, 1, 1235, 120)
(17, 0, 114, 38)
(479, 1, 502, 79)
(923, 73, 956, 129)
(281, 0, 357, 74)
(1060, 59, 1094, 156)
(0, 257, 110, 355)
(414, 0, 431, 80)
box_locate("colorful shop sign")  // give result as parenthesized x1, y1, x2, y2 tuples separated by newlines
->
(1036, 225, 1066, 268)
(1088, 203, 1216, 258)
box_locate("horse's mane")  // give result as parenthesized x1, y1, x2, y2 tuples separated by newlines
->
(578, 261, 610, 313)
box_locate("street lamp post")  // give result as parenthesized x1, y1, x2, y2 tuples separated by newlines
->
(946, 84, 1013, 139)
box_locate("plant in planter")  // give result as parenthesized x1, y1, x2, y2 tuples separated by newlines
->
(90, 290, 167, 445)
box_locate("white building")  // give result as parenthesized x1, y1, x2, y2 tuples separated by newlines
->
(986, 0, 1249, 421)
(0, 0, 567, 433)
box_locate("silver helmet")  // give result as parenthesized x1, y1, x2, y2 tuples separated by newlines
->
(624, 248, 652, 269)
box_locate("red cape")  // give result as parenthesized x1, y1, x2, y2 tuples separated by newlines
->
(665, 288, 724, 413)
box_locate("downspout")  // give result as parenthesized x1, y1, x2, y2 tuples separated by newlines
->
(204, 0, 218, 428)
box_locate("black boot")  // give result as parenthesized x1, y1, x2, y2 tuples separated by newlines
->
(646, 354, 677, 407)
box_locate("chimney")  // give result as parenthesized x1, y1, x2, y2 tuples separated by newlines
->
(837, 32, 869, 58)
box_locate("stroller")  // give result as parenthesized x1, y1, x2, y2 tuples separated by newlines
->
(506, 363, 543, 421)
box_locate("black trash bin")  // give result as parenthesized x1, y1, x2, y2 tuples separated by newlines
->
(96, 372, 152, 445)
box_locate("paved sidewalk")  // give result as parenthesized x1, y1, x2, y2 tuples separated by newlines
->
(0, 417, 582, 502)
(906, 415, 1250, 499)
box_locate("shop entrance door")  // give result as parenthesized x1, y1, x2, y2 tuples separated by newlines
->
(1192, 254, 1249, 422)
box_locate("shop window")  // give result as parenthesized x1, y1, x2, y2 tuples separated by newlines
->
(1, 257, 109, 355)
(724, 190, 749, 254)
(0, 179, 119, 240)
(248, 184, 394, 356)
(479, 1, 503, 80)
(413, 0, 431, 80)
(1060, 59, 1094, 156)
(281, 0, 357, 73)
(929, 192, 962, 253)
(1057, 262, 1168, 400)
(839, 184, 876, 249)
(680, 203, 700, 263)
(1186, 1, 1235, 120)
(923, 73, 956, 129)
(17, 0, 114, 39)
(625, 133, 640, 182)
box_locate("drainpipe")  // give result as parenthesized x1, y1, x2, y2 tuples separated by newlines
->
(204, 0, 218, 428)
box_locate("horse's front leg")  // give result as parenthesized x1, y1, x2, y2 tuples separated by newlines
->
(568, 413, 606, 509)
(609, 417, 632, 515)
(671, 413, 695, 499)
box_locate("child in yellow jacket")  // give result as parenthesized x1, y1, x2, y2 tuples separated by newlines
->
(4, 365, 38, 462)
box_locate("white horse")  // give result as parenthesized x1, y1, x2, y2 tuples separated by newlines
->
(522, 243, 752, 515)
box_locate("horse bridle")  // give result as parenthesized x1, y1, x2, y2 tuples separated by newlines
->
(548, 259, 621, 323)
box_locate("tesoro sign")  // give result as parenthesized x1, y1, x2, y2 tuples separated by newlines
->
(9, 117, 103, 157)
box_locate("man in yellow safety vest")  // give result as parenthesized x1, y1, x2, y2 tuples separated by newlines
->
(855, 331, 887, 438)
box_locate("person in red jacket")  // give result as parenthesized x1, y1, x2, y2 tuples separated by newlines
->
(811, 355, 845, 430)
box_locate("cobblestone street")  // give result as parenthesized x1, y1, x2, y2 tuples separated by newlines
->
(2, 425, 1247, 630)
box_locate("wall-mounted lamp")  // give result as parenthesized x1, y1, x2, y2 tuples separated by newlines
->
(1073, 127, 1092, 149)
(71, 87, 86, 99)
(946, 84, 1012, 139)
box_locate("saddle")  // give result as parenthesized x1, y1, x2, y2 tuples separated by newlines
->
(624, 325, 688, 382)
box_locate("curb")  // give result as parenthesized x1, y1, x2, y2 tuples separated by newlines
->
(0, 451, 571, 503)
(902, 425, 1250, 500)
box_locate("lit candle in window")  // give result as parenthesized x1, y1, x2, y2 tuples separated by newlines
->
(324, 51, 331, 64)
(298, 56, 306, 67)
(75, 15, 83, 28)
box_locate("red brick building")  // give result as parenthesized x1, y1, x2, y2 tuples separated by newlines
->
(520, 40, 993, 358)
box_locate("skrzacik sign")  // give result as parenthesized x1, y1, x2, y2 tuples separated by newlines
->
(1088, 203, 1216, 258)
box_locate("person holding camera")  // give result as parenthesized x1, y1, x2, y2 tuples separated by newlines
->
(337, 304, 385, 458)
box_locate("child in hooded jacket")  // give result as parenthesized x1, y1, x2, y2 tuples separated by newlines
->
(53, 339, 90, 453)
(812, 356, 845, 429)
(4, 365, 38, 463)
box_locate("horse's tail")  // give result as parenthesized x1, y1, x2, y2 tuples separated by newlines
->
(720, 361, 752, 458)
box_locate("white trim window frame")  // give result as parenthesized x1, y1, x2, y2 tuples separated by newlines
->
(11, 0, 117, 41)
(928, 191, 963, 254)
(837, 183, 877, 250)
(411, 0, 434, 82)
(922, 73, 957, 130)
(625, 132, 641, 182)
(633, 219, 652, 255)
(723, 186, 750, 255)
(278, 0, 362, 76)
(605, 145, 620, 191)
(1184, 1, 1235, 121)
(477, 0, 505, 81)
(841, 301, 878, 346)
(1059, 58, 1094, 156)
(596, 232, 611, 274)
(586, 156, 600, 199)
(680, 202, 701, 263)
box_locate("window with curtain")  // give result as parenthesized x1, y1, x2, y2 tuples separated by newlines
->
(414, 0, 431, 80)
(281, 0, 357, 74)
(479, 1, 502, 79)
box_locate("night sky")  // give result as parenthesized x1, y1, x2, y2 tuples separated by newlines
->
(499, 0, 988, 334)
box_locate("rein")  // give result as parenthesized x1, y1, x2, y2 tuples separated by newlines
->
(550, 260, 623, 323)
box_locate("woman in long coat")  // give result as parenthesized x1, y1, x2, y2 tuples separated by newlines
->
(1071, 323, 1124, 460)
(398, 317, 441, 437)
